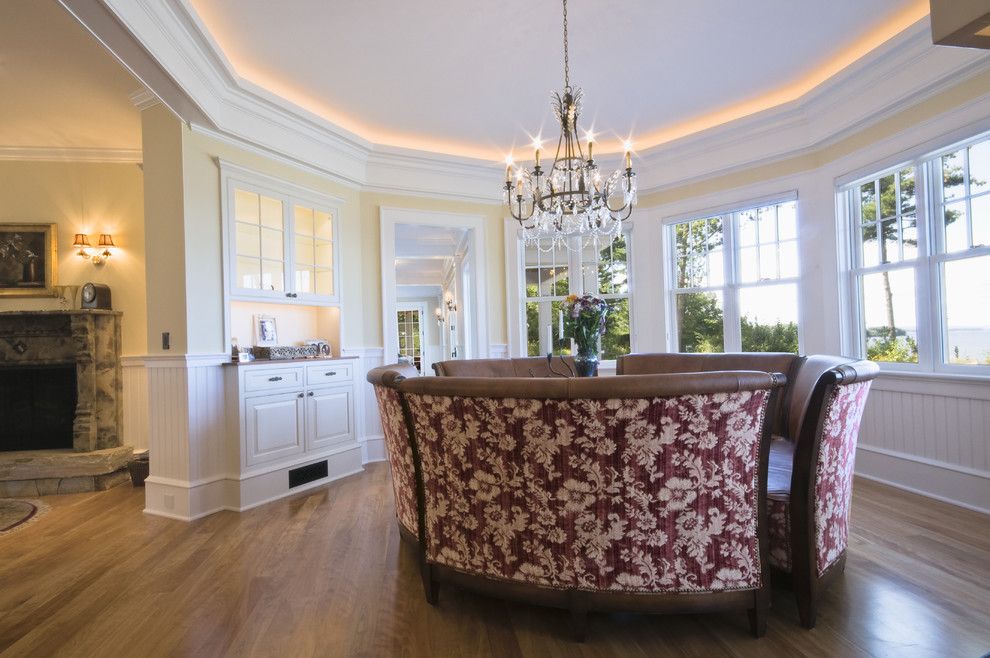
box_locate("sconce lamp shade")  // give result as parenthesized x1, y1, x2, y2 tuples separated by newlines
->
(98, 234, 115, 248)
(73, 234, 91, 248)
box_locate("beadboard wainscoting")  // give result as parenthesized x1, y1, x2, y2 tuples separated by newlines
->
(343, 347, 386, 464)
(142, 355, 229, 520)
(121, 357, 150, 451)
(856, 374, 990, 514)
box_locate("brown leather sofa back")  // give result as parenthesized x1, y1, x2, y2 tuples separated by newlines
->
(784, 354, 857, 439)
(617, 352, 802, 435)
(402, 370, 782, 400)
(432, 356, 576, 377)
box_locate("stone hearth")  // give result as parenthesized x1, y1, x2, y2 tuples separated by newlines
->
(0, 447, 132, 496)
(0, 310, 129, 494)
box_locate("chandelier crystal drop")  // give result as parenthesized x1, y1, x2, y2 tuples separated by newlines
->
(504, 0, 637, 251)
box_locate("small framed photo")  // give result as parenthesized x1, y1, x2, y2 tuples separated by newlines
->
(254, 315, 278, 346)
(0, 223, 57, 297)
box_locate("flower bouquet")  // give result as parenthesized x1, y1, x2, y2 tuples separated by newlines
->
(562, 293, 609, 377)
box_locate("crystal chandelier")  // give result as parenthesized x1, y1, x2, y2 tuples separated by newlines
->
(504, 0, 637, 250)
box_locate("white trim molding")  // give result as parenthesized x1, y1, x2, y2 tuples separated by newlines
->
(61, 2, 990, 201)
(856, 445, 990, 515)
(0, 146, 143, 163)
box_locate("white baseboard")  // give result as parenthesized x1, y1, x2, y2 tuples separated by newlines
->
(855, 444, 990, 515)
(144, 444, 365, 521)
(361, 435, 386, 463)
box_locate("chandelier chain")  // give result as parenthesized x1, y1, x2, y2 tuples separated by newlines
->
(562, 0, 569, 90)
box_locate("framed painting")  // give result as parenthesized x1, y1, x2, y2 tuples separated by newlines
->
(0, 223, 57, 297)
(254, 314, 278, 346)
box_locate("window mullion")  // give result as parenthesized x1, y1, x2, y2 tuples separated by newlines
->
(917, 160, 939, 372)
(723, 213, 742, 351)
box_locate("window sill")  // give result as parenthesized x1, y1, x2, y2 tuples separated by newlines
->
(873, 369, 990, 401)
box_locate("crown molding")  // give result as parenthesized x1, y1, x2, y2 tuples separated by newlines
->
(633, 20, 990, 194)
(62, 2, 990, 203)
(0, 146, 142, 163)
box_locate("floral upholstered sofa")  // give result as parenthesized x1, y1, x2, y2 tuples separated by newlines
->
(368, 365, 787, 638)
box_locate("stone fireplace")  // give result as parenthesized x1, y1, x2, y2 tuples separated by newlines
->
(0, 310, 131, 496)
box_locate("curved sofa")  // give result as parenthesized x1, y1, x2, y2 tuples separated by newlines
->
(369, 364, 787, 638)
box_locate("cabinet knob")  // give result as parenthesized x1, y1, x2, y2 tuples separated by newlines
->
(297, 393, 304, 398)
(307, 391, 314, 397)
(268, 376, 283, 382)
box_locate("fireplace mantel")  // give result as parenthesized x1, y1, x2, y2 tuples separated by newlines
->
(0, 310, 123, 452)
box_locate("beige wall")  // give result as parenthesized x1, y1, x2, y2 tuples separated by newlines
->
(142, 104, 187, 354)
(0, 159, 147, 355)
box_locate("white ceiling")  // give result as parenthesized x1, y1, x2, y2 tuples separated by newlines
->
(394, 224, 468, 258)
(394, 224, 467, 285)
(188, 0, 929, 159)
(0, 0, 142, 152)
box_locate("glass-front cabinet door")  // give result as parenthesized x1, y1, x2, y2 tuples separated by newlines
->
(224, 165, 341, 304)
(293, 205, 335, 300)
(234, 188, 287, 298)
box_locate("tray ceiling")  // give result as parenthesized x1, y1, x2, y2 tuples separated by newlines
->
(188, 0, 929, 160)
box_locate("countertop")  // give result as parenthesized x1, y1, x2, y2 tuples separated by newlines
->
(224, 355, 359, 367)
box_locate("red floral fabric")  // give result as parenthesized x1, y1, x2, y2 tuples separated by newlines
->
(373, 385, 419, 536)
(814, 381, 872, 576)
(404, 391, 772, 594)
(767, 496, 791, 572)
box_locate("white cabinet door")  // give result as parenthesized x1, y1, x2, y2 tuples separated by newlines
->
(244, 392, 305, 467)
(305, 387, 353, 451)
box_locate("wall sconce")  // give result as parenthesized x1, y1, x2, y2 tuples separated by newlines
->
(444, 291, 458, 312)
(73, 233, 114, 265)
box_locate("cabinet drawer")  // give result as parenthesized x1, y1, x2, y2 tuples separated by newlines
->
(306, 363, 353, 386)
(244, 367, 305, 393)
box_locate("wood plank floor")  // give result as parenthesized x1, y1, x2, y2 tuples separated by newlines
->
(1, 464, 987, 658)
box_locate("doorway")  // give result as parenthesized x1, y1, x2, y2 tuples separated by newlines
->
(396, 302, 427, 372)
(381, 208, 490, 374)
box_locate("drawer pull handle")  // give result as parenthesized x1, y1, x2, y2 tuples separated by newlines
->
(268, 376, 283, 382)
(326, 371, 337, 376)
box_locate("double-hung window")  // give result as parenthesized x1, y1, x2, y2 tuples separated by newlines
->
(667, 199, 800, 353)
(521, 233, 631, 360)
(843, 133, 990, 371)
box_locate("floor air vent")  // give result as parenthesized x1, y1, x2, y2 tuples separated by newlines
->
(288, 460, 329, 488)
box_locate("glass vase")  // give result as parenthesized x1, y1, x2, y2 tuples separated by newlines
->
(573, 345, 599, 377)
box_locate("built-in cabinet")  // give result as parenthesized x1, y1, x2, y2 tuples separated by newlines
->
(225, 358, 361, 506)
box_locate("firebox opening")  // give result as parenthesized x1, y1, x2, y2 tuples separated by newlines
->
(0, 364, 77, 452)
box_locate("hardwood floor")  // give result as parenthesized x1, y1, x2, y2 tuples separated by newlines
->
(1, 464, 987, 658)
